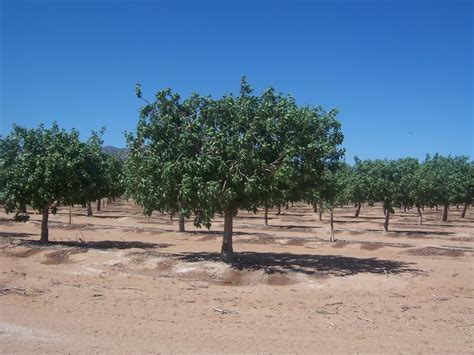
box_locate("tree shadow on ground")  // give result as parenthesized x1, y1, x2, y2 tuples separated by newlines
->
(19, 239, 173, 250)
(175, 251, 420, 277)
(0, 231, 36, 239)
(338, 227, 454, 236)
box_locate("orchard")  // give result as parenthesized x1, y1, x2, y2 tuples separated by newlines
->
(0, 79, 472, 257)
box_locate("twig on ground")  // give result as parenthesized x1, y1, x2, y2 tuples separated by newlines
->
(325, 302, 343, 306)
(211, 306, 231, 315)
(357, 316, 374, 323)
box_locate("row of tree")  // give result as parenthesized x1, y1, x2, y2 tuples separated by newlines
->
(0, 124, 125, 242)
(0, 78, 472, 258)
(313, 155, 473, 236)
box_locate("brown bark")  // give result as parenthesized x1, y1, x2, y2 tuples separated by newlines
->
(264, 206, 269, 226)
(221, 210, 234, 259)
(69, 205, 72, 225)
(276, 204, 281, 215)
(416, 205, 423, 225)
(285, 203, 289, 210)
(329, 209, 335, 242)
(442, 204, 448, 222)
(87, 202, 93, 217)
(354, 202, 361, 218)
(318, 207, 323, 221)
(97, 199, 101, 211)
(40, 204, 50, 243)
(178, 214, 185, 233)
(384, 207, 390, 232)
(461, 203, 468, 218)
(313, 202, 318, 213)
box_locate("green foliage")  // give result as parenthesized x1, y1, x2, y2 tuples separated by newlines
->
(317, 163, 351, 211)
(0, 123, 109, 240)
(125, 87, 209, 225)
(125, 78, 345, 236)
(421, 154, 473, 207)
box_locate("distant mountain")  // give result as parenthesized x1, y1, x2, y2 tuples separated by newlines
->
(102, 146, 129, 160)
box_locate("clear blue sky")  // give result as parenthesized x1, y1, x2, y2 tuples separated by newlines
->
(1, 0, 472, 162)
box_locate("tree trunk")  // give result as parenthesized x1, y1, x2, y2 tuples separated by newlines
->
(276, 204, 281, 215)
(107, 197, 111, 205)
(221, 210, 234, 259)
(87, 202, 92, 217)
(416, 205, 423, 225)
(178, 214, 185, 232)
(285, 203, 289, 210)
(329, 209, 335, 242)
(318, 208, 323, 221)
(40, 204, 50, 243)
(442, 204, 448, 222)
(313, 202, 318, 213)
(403, 206, 407, 213)
(291, 202, 294, 207)
(19, 202, 27, 213)
(69, 205, 72, 225)
(264, 205, 269, 226)
(354, 202, 361, 218)
(461, 203, 468, 218)
(384, 207, 390, 232)
(97, 199, 101, 211)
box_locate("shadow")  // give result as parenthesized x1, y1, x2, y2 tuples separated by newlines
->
(83, 215, 125, 219)
(402, 230, 455, 236)
(270, 224, 322, 230)
(186, 230, 275, 238)
(338, 227, 454, 236)
(19, 239, 173, 250)
(175, 251, 419, 277)
(0, 231, 36, 239)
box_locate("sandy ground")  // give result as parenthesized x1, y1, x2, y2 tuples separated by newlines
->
(0, 200, 473, 354)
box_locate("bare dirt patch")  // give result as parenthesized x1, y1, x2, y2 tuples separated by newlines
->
(42, 249, 88, 265)
(405, 247, 465, 257)
(360, 243, 384, 251)
(1, 201, 473, 354)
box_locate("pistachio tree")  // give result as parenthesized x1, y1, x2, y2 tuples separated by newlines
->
(0, 123, 102, 242)
(126, 78, 344, 258)
(421, 154, 472, 221)
(317, 164, 350, 241)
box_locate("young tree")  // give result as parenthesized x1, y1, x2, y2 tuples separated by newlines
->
(361, 159, 399, 232)
(317, 164, 350, 241)
(81, 131, 107, 217)
(0, 123, 102, 242)
(103, 153, 125, 203)
(348, 157, 371, 218)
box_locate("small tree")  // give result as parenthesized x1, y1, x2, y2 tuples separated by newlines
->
(361, 159, 399, 232)
(348, 157, 371, 218)
(0, 123, 101, 242)
(318, 164, 350, 241)
(103, 153, 125, 203)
